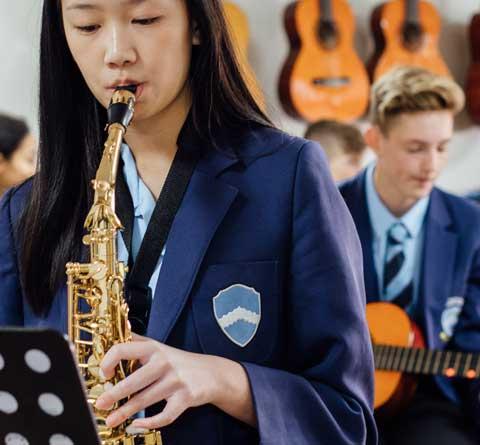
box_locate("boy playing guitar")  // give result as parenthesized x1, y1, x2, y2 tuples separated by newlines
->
(340, 67, 480, 444)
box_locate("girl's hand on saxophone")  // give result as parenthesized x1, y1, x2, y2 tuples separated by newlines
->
(95, 333, 257, 430)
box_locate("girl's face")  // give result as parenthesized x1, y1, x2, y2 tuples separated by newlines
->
(61, 0, 198, 123)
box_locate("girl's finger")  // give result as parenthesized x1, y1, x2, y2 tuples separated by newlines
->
(96, 360, 165, 410)
(101, 342, 153, 378)
(131, 393, 187, 429)
(106, 374, 181, 427)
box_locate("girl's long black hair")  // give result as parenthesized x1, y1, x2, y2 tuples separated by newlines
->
(20, 0, 271, 315)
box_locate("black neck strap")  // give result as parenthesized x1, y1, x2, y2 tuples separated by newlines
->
(115, 141, 201, 334)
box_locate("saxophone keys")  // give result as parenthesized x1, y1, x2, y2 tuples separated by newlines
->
(93, 335, 106, 355)
(89, 382, 114, 401)
(87, 354, 103, 379)
(89, 383, 106, 399)
(125, 425, 149, 436)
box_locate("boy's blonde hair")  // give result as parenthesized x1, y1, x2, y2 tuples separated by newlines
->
(370, 66, 465, 132)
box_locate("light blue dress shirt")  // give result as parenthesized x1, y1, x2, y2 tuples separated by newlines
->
(117, 144, 165, 300)
(365, 163, 430, 312)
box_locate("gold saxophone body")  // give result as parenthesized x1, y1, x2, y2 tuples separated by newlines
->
(66, 87, 162, 445)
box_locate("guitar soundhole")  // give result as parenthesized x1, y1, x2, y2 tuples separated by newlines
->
(402, 22, 424, 51)
(317, 20, 338, 50)
(312, 76, 351, 87)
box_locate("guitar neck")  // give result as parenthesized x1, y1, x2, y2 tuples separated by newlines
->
(405, 0, 419, 24)
(319, 0, 333, 21)
(373, 344, 480, 379)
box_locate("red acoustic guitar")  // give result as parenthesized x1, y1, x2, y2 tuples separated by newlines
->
(279, 0, 369, 122)
(366, 302, 479, 415)
(368, 0, 450, 82)
(466, 12, 480, 124)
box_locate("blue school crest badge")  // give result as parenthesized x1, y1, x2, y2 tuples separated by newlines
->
(213, 284, 261, 347)
(439, 296, 465, 342)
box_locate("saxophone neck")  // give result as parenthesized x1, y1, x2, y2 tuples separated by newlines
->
(85, 88, 137, 230)
(93, 124, 124, 199)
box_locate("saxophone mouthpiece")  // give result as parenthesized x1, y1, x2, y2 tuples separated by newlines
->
(108, 87, 136, 130)
(115, 84, 137, 95)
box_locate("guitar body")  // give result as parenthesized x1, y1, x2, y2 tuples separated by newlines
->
(223, 2, 265, 109)
(368, 0, 450, 82)
(366, 302, 425, 414)
(279, 0, 369, 122)
(466, 13, 480, 124)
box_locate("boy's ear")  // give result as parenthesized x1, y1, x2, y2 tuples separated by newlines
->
(192, 21, 201, 45)
(0, 153, 7, 173)
(364, 126, 382, 156)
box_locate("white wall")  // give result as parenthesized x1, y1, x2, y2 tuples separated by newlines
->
(1, 0, 479, 193)
(0, 2, 41, 130)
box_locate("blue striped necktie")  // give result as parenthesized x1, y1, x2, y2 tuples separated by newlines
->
(383, 222, 414, 309)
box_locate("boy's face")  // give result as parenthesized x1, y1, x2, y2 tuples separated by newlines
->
(330, 153, 364, 183)
(370, 110, 452, 204)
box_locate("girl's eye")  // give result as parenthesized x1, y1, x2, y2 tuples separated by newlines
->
(133, 17, 160, 25)
(75, 25, 100, 33)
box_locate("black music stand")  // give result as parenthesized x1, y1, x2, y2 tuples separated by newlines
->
(0, 328, 100, 445)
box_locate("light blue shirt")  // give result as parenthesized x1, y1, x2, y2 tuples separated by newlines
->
(117, 144, 165, 299)
(365, 163, 429, 312)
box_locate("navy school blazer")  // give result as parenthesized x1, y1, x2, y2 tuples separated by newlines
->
(0, 126, 377, 444)
(340, 170, 480, 428)
(466, 190, 480, 204)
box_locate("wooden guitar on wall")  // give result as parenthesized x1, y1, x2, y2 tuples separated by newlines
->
(466, 12, 480, 124)
(368, 0, 450, 82)
(366, 302, 479, 415)
(279, 0, 370, 123)
(223, 1, 265, 110)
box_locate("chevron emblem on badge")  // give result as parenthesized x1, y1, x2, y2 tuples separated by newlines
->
(213, 284, 261, 347)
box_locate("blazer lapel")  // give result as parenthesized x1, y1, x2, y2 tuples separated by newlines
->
(344, 172, 379, 301)
(421, 189, 458, 316)
(147, 166, 238, 342)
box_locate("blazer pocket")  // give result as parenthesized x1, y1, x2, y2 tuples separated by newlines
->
(192, 260, 279, 364)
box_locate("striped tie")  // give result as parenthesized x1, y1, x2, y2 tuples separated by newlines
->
(383, 222, 413, 309)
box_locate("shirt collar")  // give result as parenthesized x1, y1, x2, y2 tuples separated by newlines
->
(365, 162, 430, 239)
(120, 143, 156, 220)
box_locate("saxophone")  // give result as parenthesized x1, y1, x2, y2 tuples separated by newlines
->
(66, 87, 162, 445)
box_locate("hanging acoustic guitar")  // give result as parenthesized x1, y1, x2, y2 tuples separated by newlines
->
(279, 0, 369, 122)
(368, 0, 450, 82)
(366, 302, 479, 416)
(223, 1, 265, 110)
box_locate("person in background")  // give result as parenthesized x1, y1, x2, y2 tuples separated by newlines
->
(305, 119, 367, 182)
(340, 66, 480, 444)
(0, 113, 37, 196)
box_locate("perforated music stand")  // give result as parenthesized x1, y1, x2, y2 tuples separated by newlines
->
(0, 328, 100, 445)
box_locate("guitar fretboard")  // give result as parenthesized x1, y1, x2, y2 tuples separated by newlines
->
(373, 344, 480, 379)
(319, 0, 333, 22)
(406, 0, 419, 24)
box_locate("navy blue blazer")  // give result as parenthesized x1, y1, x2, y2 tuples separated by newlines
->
(340, 170, 480, 424)
(466, 190, 480, 204)
(0, 126, 377, 444)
